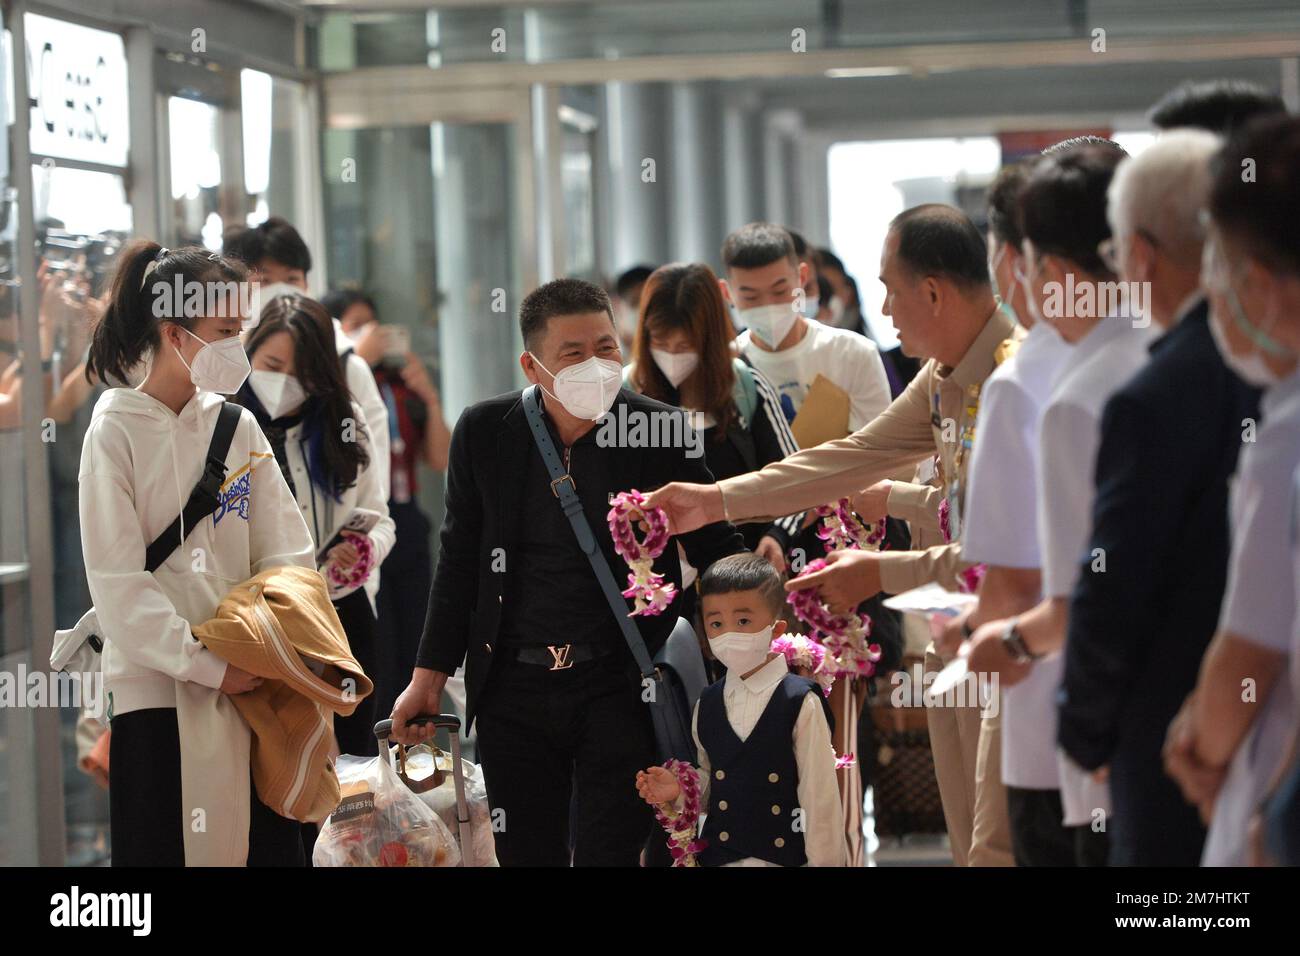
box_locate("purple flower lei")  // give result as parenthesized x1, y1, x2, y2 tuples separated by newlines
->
(814, 498, 886, 553)
(787, 558, 883, 680)
(651, 759, 707, 866)
(607, 489, 678, 617)
(937, 498, 986, 593)
(324, 533, 375, 591)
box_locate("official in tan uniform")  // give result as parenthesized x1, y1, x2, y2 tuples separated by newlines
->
(647, 204, 1016, 866)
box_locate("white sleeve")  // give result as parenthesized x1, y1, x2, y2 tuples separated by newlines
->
(1036, 400, 1102, 598)
(961, 379, 1042, 568)
(845, 337, 893, 432)
(244, 412, 317, 575)
(350, 400, 396, 570)
(78, 421, 227, 689)
(793, 692, 846, 866)
(346, 353, 390, 496)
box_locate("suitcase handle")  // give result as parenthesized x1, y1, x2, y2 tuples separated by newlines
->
(373, 713, 462, 740)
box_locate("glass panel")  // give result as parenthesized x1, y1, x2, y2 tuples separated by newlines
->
(168, 96, 224, 249)
(241, 70, 309, 229)
(561, 125, 597, 280)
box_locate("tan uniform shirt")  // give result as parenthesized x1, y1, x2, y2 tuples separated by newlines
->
(719, 308, 1016, 594)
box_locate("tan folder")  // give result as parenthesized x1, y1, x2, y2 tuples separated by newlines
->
(790, 373, 851, 449)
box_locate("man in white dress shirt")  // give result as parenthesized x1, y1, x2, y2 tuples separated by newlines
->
(965, 139, 1142, 865)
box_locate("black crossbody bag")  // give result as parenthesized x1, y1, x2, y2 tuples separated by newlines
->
(521, 385, 699, 763)
(53, 401, 242, 669)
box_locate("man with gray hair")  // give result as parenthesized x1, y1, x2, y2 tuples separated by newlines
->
(1055, 129, 1261, 864)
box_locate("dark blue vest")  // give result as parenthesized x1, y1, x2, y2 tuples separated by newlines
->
(697, 672, 833, 867)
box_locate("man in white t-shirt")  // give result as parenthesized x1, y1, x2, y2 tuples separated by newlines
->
(1163, 115, 1300, 866)
(965, 140, 1143, 866)
(722, 223, 891, 436)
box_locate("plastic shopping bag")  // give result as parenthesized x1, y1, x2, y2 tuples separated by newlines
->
(313, 754, 460, 867)
(397, 743, 500, 867)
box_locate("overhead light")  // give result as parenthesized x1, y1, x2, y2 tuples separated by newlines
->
(824, 66, 908, 78)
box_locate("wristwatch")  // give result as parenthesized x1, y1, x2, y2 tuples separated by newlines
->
(1000, 618, 1039, 664)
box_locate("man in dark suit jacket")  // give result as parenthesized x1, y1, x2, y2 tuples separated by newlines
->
(1058, 248, 1259, 867)
(391, 278, 744, 866)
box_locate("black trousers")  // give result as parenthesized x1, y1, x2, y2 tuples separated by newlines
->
(373, 500, 434, 720)
(332, 587, 379, 759)
(109, 707, 304, 866)
(474, 651, 656, 866)
(1007, 786, 1110, 867)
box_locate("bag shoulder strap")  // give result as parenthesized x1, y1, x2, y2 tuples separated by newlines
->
(143, 401, 242, 573)
(731, 356, 758, 426)
(520, 386, 656, 679)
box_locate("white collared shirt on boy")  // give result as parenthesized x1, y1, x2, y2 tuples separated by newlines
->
(1202, 365, 1300, 866)
(960, 320, 1073, 790)
(688, 654, 847, 866)
(1037, 313, 1153, 825)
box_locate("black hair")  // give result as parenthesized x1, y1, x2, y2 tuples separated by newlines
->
(1042, 135, 1125, 156)
(818, 247, 847, 276)
(1210, 113, 1300, 277)
(816, 274, 833, 303)
(241, 293, 369, 499)
(887, 204, 991, 291)
(986, 162, 1031, 248)
(615, 265, 656, 300)
(85, 240, 248, 386)
(222, 216, 312, 274)
(699, 552, 785, 616)
(1149, 79, 1286, 135)
(786, 229, 820, 268)
(320, 288, 377, 321)
(1017, 142, 1127, 278)
(519, 277, 615, 353)
(721, 222, 797, 271)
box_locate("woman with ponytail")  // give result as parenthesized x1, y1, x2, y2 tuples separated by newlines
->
(80, 240, 317, 865)
(237, 293, 395, 764)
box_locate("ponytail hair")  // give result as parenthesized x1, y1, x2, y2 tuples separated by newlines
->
(86, 240, 248, 386)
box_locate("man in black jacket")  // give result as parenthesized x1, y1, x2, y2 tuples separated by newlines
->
(391, 278, 744, 865)
(1056, 129, 1260, 865)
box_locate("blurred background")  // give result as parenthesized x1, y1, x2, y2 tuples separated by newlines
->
(0, 0, 1297, 865)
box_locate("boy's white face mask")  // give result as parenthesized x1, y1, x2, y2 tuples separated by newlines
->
(710, 624, 774, 675)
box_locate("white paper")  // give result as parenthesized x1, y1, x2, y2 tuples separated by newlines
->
(882, 582, 977, 618)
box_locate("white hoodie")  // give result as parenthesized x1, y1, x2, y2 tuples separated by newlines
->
(79, 386, 315, 719)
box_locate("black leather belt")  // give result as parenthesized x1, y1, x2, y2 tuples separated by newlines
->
(513, 643, 614, 671)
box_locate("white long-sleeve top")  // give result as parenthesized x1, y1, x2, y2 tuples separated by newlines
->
(78, 387, 315, 717)
(688, 654, 847, 867)
(281, 399, 395, 614)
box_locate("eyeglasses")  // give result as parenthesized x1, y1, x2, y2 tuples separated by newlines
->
(1097, 229, 1160, 274)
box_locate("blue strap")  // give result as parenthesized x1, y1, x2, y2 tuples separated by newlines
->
(521, 385, 656, 679)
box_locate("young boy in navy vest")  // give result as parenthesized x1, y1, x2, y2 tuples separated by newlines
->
(636, 553, 846, 866)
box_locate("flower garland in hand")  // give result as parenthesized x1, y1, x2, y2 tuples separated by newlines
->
(651, 760, 707, 867)
(815, 498, 886, 553)
(608, 489, 677, 616)
(324, 531, 375, 593)
(787, 558, 883, 680)
(937, 498, 987, 594)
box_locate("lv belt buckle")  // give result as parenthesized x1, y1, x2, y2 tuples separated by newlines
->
(547, 643, 575, 671)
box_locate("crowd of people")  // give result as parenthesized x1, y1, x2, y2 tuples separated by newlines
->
(48, 76, 1300, 867)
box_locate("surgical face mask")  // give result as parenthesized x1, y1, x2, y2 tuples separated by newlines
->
(650, 348, 699, 388)
(710, 624, 775, 675)
(175, 327, 252, 394)
(828, 296, 846, 325)
(530, 353, 623, 420)
(800, 293, 820, 320)
(249, 368, 308, 419)
(1204, 236, 1295, 388)
(738, 302, 799, 348)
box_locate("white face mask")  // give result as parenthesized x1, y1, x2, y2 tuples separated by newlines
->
(738, 303, 799, 348)
(710, 624, 775, 675)
(1208, 301, 1284, 388)
(800, 294, 820, 320)
(531, 353, 623, 420)
(175, 327, 251, 394)
(650, 348, 699, 388)
(247, 281, 304, 331)
(249, 368, 308, 419)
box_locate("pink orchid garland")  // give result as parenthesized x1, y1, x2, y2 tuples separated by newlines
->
(787, 558, 883, 680)
(324, 533, 375, 592)
(814, 498, 887, 553)
(770, 633, 835, 697)
(651, 759, 707, 866)
(607, 489, 677, 616)
(937, 498, 987, 594)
